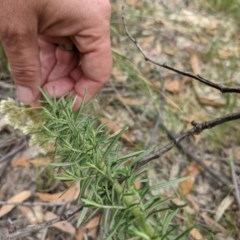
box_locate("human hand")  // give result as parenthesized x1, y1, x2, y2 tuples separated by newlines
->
(0, 0, 112, 109)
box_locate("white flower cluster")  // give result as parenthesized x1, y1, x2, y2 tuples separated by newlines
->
(0, 98, 31, 132)
(0, 98, 48, 152)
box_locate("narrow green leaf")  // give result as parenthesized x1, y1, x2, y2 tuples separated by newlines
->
(102, 127, 127, 160)
(174, 227, 193, 240)
(162, 209, 179, 235)
(148, 177, 189, 191)
(82, 198, 125, 209)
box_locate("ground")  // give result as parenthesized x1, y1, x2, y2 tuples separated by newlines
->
(0, 1, 240, 239)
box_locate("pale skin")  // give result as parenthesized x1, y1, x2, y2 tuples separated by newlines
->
(0, 0, 112, 109)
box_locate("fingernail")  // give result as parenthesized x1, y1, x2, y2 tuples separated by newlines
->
(16, 85, 34, 104)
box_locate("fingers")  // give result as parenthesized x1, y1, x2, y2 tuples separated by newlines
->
(47, 45, 78, 81)
(40, 41, 78, 97)
(72, 40, 112, 109)
(38, 37, 75, 84)
(44, 77, 75, 97)
(38, 39, 56, 84)
(0, 1, 41, 104)
(0, 0, 112, 109)
(72, 75, 106, 110)
(72, 22, 112, 108)
(1, 31, 41, 104)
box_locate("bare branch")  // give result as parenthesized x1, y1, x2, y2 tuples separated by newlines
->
(159, 121, 232, 188)
(135, 111, 240, 170)
(121, 10, 240, 94)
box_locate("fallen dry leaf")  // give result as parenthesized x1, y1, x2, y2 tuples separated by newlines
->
(164, 80, 183, 94)
(180, 163, 202, 196)
(18, 205, 43, 224)
(190, 228, 203, 240)
(75, 215, 101, 240)
(85, 215, 101, 238)
(11, 155, 29, 167)
(44, 211, 76, 235)
(215, 195, 234, 222)
(190, 54, 201, 74)
(100, 117, 133, 143)
(197, 97, 225, 108)
(111, 67, 127, 83)
(172, 198, 186, 206)
(186, 194, 200, 212)
(36, 183, 80, 203)
(75, 227, 85, 240)
(12, 155, 51, 168)
(220, 46, 239, 59)
(202, 213, 227, 232)
(0, 190, 32, 217)
(164, 46, 177, 55)
(117, 96, 144, 106)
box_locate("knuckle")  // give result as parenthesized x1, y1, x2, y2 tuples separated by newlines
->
(0, 26, 31, 46)
(11, 63, 39, 85)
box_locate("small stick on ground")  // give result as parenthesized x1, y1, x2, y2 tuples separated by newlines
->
(6, 205, 83, 240)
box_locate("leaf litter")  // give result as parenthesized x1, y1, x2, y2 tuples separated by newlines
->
(0, 1, 240, 239)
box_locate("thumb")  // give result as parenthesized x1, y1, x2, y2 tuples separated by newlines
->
(1, 31, 41, 104)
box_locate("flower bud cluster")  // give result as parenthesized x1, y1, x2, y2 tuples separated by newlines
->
(0, 98, 48, 152)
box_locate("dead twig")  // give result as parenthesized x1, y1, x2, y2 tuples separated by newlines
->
(122, 5, 240, 211)
(158, 120, 232, 188)
(6, 205, 83, 239)
(0, 201, 72, 207)
(121, 10, 240, 94)
(121, 7, 240, 168)
(135, 111, 240, 170)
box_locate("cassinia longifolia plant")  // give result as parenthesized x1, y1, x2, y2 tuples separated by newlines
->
(0, 93, 190, 240)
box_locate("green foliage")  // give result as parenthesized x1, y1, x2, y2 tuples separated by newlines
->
(112, 49, 153, 94)
(0, 85, 191, 238)
(204, 0, 239, 11)
(34, 93, 190, 239)
(202, 0, 240, 21)
(36, 166, 58, 192)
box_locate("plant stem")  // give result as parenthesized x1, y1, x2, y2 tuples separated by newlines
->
(97, 156, 159, 238)
(113, 181, 160, 239)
